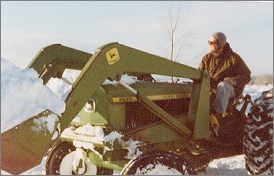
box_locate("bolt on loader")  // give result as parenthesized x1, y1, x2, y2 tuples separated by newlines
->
(1, 42, 273, 175)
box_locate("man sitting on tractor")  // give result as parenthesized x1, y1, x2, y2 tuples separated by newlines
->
(198, 32, 251, 132)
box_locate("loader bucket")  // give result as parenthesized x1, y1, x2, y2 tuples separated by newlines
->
(1, 110, 60, 175)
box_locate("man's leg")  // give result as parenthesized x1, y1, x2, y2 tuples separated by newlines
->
(214, 81, 235, 114)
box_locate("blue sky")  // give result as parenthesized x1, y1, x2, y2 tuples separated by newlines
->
(1, 1, 273, 76)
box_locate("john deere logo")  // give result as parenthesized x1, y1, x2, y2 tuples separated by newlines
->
(106, 48, 120, 65)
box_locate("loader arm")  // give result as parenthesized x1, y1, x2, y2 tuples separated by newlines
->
(27, 44, 93, 84)
(29, 42, 210, 139)
(2, 42, 210, 174)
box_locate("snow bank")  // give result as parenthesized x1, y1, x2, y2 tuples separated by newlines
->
(243, 84, 273, 100)
(242, 84, 273, 114)
(1, 58, 66, 133)
(46, 69, 81, 100)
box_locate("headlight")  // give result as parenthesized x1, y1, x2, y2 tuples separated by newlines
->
(84, 99, 96, 112)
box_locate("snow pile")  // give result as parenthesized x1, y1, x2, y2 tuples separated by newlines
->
(46, 69, 137, 102)
(244, 84, 273, 101)
(46, 69, 81, 100)
(31, 112, 60, 135)
(1, 58, 66, 133)
(207, 155, 248, 175)
(61, 124, 143, 160)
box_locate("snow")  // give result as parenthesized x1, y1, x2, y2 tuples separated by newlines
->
(1, 57, 273, 175)
(31, 113, 60, 135)
(61, 124, 143, 163)
(1, 58, 66, 133)
(135, 164, 182, 175)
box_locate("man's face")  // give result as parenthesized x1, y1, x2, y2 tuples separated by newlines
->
(208, 36, 219, 52)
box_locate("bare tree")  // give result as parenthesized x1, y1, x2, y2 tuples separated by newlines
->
(167, 3, 185, 62)
(160, 2, 193, 83)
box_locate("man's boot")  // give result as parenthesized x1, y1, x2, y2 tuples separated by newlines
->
(209, 112, 222, 136)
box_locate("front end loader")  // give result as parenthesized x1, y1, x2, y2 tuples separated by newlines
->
(2, 42, 272, 175)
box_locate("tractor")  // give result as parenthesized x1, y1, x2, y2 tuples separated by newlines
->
(1, 42, 273, 175)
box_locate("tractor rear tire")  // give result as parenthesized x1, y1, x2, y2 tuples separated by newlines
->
(243, 89, 273, 175)
(120, 151, 196, 175)
(46, 141, 113, 175)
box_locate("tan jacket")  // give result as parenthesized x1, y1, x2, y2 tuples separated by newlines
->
(199, 43, 251, 96)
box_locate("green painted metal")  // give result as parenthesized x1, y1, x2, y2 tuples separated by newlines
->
(2, 42, 211, 174)
(102, 81, 192, 102)
(26, 42, 208, 136)
(79, 111, 109, 125)
(124, 117, 189, 144)
(48, 42, 206, 136)
(135, 91, 191, 136)
(1, 110, 60, 174)
(79, 81, 193, 131)
(192, 71, 211, 139)
(88, 151, 126, 171)
(27, 44, 93, 84)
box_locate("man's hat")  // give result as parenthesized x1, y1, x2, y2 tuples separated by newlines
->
(212, 32, 226, 48)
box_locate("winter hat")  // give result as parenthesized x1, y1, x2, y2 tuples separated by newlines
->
(212, 32, 226, 48)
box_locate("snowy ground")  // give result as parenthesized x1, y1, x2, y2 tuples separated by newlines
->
(1, 58, 273, 175)
(1, 155, 249, 175)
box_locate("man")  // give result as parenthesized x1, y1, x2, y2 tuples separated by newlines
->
(199, 32, 251, 131)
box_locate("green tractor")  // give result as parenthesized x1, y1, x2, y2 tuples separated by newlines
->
(1, 43, 273, 175)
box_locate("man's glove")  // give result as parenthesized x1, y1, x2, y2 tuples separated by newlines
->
(210, 113, 220, 132)
(224, 77, 237, 86)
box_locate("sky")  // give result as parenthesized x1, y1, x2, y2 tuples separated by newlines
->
(1, 1, 273, 76)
